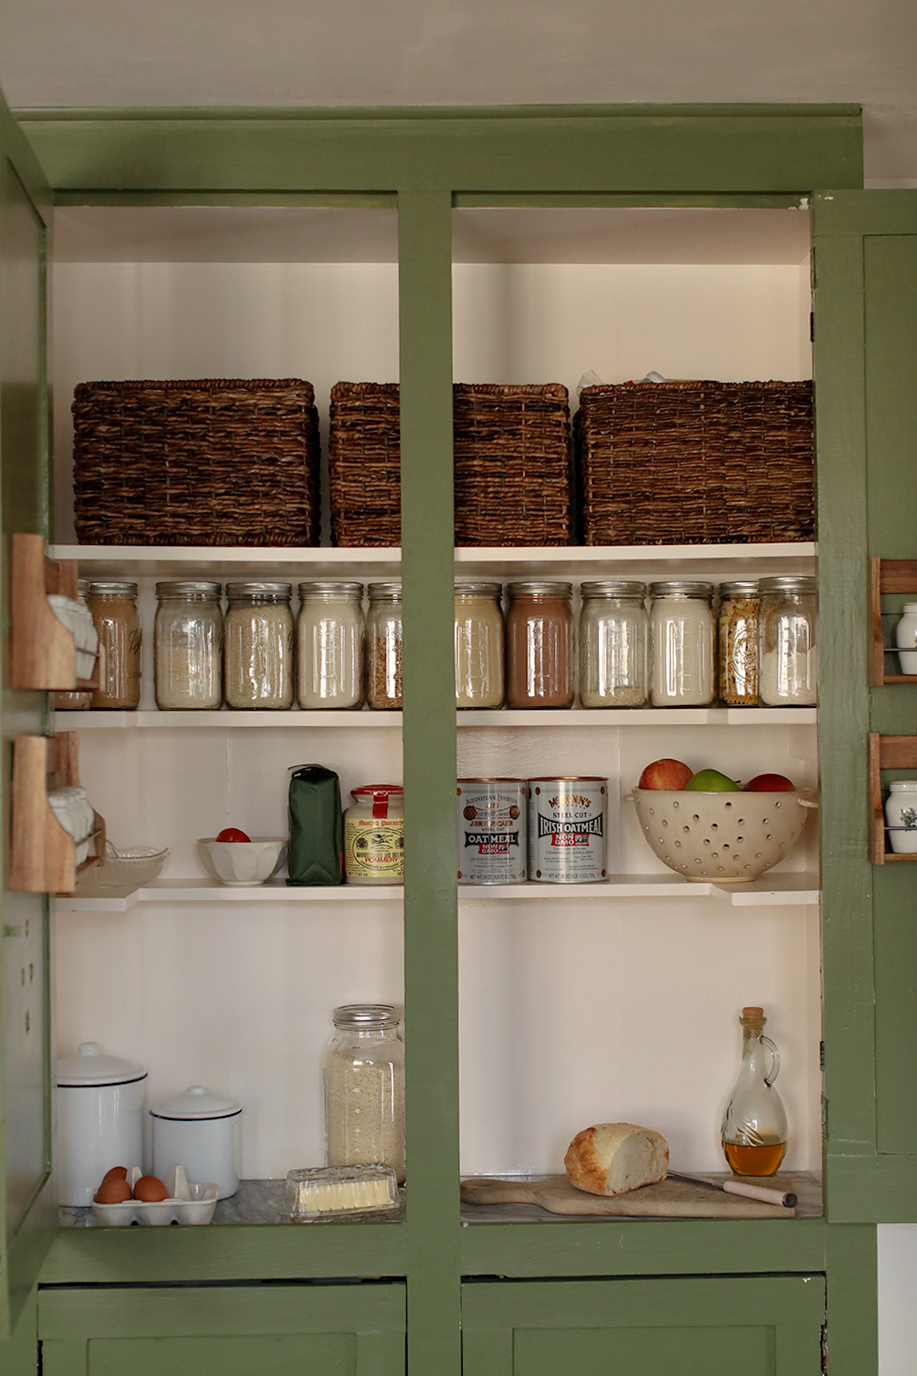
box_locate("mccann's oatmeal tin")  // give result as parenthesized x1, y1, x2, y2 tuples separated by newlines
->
(527, 777, 608, 883)
(457, 779, 527, 884)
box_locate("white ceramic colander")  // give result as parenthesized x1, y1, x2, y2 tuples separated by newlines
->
(630, 788, 817, 882)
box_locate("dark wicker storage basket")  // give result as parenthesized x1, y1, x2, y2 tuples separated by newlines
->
(328, 381, 572, 547)
(576, 380, 814, 546)
(72, 379, 321, 546)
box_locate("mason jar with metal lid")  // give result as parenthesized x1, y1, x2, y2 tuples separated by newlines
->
(506, 581, 574, 709)
(88, 580, 142, 709)
(325, 1004, 405, 1182)
(366, 582, 403, 709)
(578, 580, 648, 707)
(154, 581, 223, 710)
(717, 580, 760, 707)
(297, 581, 364, 710)
(455, 581, 504, 708)
(758, 575, 817, 706)
(224, 581, 294, 710)
(649, 581, 716, 706)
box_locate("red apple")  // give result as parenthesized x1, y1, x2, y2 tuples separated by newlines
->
(216, 827, 252, 843)
(743, 773, 796, 792)
(638, 758, 693, 790)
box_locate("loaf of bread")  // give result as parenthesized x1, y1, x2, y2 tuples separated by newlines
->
(564, 1122, 669, 1196)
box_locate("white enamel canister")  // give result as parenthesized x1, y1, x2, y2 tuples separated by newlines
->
(56, 1042, 147, 1206)
(150, 1085, 242, 1199)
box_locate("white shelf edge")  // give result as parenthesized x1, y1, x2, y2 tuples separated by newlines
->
(54, 707, 816, 729)
(55, 875, 820, 911)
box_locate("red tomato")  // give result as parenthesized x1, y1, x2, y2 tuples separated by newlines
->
(216, 827, 251, 843)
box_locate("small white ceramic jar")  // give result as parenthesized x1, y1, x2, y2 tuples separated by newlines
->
(896, 604, 917, 674)
(56, 1042, 147, 1206)
(150, 1085, 242, 1199)
(885, 781, 917, 854)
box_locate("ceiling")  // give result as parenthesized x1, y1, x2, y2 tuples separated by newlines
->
(1, 0, 915, 186)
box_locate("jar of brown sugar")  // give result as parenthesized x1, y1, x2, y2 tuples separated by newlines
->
(87, 580, 142, 709)
(506, 581, 574, 709)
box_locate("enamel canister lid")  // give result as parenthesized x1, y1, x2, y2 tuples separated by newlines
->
(150, 1085, 243, 1120)
(56, 1041, 147, 1087)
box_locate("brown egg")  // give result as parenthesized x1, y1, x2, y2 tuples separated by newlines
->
(101, 1166, 128, 1183)
(95, 1176, 131, 1204)
(133, 1175, 169, 1202)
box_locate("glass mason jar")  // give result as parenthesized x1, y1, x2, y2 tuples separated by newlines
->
(87, 580, 142, 709)
(224, 581, 294, 710)
(454, 581, 504, 708)
(505, 581, 574, 709)
(366, 583, 403, 710)
(53, 578, 94, 710)
(648, 581, 716, 707)
(324, 1004, 405, 1183)
(578, 580, 648, 708)
(297, 581, 365, 710)
(153, 581, 223, 710)
(717, 580, 760, 707)
(758, 576, 818, 706)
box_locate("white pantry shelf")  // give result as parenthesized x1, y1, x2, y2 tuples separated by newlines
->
(55, 706, 817, 728)
(55, 872, 819, 912)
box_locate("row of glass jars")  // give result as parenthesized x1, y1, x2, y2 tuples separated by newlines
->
(67, 580, 404, 712)
(456, 576, 817, 709)
(58, 573, 817, 713)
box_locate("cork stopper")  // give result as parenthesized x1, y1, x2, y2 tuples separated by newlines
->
(740, 1006, 766, 1034)
(742, 1006, 765, 1020)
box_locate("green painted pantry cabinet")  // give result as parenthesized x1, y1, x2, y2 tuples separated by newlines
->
(0, 98, 914, 1375)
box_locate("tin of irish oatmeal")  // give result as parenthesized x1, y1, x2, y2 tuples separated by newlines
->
(457, 779, 527, 884)
(527, 777, 607, 883)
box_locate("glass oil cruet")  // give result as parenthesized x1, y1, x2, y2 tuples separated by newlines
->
(721, 1006, 788, 1176)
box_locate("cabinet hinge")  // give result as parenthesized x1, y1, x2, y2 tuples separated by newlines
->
(821, 1092, 829, 1141)
(819, 1040, 825, 1072)
(810, 245, 817, 290)
(821, 1321, 828, 1373)
(810, 312, 815, 342)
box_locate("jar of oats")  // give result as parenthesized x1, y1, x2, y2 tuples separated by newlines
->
(224, 582, 294, 710)
(324, 1004, 405, 1182)
(88, 580, 142, 710)
(154, 581, 223, 710)
(366, 582, 402, 709)
(717, 580, 759, 707)
(578, 580, 648, 707)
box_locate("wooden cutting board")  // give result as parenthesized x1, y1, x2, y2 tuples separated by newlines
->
(460, 1173, 795, 1219)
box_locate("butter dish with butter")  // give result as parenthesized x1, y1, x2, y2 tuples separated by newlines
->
(285, 1164, 399, 1222)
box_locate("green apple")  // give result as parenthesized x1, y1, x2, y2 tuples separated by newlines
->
(684, 768, 739, 792)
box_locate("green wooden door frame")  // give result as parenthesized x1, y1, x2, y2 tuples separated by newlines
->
(813, 189, 917, 1223)
(0, 84, 56, 1343)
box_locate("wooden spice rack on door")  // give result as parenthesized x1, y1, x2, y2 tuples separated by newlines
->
(869, 733, 917, 863)
(10, 531, 99, 691)
(9, 732, 105, 893)
(869, 557, 917, 685)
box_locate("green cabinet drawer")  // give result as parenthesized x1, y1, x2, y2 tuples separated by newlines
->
(461, 1276, 825, 1376)
(39, 1282, 405, 1376)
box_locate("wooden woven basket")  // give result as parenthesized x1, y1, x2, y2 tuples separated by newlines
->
(328, 381, 572, 547)
(72, 379, 321, 546)
(576, 380, 814, 546)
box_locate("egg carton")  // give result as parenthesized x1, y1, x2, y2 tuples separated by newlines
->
(91, 1164, 218, 1226)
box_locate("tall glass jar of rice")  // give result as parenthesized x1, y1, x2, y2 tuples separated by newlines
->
(324, 1004, 405, 1183)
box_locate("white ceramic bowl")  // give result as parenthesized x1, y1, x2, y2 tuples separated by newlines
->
(631, 788, 817, 883)
(197, 837, 287, 886)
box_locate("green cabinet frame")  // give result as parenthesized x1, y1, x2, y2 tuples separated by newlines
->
(0, 97, 908, 1374)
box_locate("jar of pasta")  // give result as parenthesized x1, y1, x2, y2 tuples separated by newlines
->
(154, 581, 223, 711)
(366, 583, 402, 710)
(224, 582, 294, 710)
(297, 581, 364, 710)
(87, 580, 142, 710)
(454, 582, 504, 708)
(717, 581, 759, 707)
(578, 580, 648, 707)
(324, 1004, 405, 1182)
(648, 581, 716, 706)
